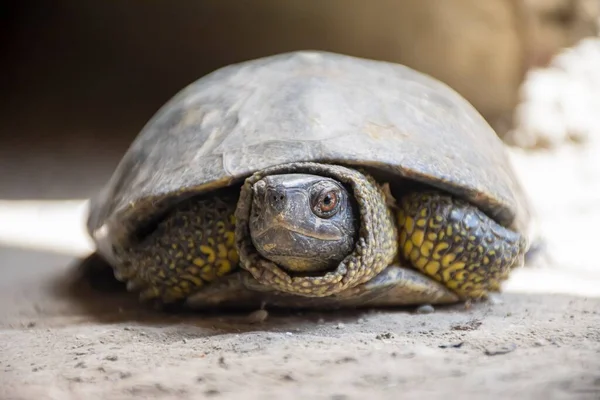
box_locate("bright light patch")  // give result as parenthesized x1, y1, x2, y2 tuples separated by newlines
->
(0, 199, 94, 256)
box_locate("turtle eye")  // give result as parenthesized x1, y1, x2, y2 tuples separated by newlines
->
(311, 186, 342, 218)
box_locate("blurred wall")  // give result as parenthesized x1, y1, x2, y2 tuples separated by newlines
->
(1, 1, 597, 199)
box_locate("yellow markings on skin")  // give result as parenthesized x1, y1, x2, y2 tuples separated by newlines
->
(121, 195, 242, 304)
(489, 280, 500, 291)
(441, 253, 456, 267)
(469, 289, 486, 298)
(397, 213, 406, 226)
(425, 261, 440, 276)
(453, 270, 467, 282)
(403, 240, 414, 258)
(399, 230, 407, 248)
(200, 265, 216, 281)
(225, 232, 235, 247)
(216, 260, 232, 276)
(415, 257, 428, 269)
(433, 243, 449, 259)
(193, 258, 206, 267)
(420, 241, 434, 258)
(200, 245, 216, 263)
(445, 280, 459, 289)
(442, 262, 466, 282)
(412, 230, 425, 247)
(217, 244, 228, 259)
(397, 192, 525, 301)
(429, 216, 443, 229)
(405, 216, 415, 234)
(228, 249, 239, 264)
(409, 248, 420, 261)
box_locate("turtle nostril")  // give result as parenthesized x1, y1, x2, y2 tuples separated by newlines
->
(266, 186, 287, 213)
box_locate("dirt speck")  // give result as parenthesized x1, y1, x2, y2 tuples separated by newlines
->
(376, 332, 394, 340)
(484, 343, 517, 356)
(451, 320, 482, 331)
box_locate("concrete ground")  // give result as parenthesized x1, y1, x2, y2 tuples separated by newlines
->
(2, 43, 600, 400)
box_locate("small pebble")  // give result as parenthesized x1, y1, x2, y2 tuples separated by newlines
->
(416, 304, 435, 314)
(104, 355, 118, 361)
(246, 309, 269, 324)
(484, 343, 517, 356)
(336, 323, 345, 329)
(439, 342, 464, 349)
(376, 332, 394, 340)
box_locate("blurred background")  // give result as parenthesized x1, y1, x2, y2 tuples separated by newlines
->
(0, 0, 599, 283)
(1, 0, 599, 199)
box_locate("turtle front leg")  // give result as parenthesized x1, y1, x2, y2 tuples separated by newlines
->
(397, 192, 527, 300)
(116, 194, 240, 304)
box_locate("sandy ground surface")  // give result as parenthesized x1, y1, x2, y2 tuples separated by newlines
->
(2, 47, 600, 399)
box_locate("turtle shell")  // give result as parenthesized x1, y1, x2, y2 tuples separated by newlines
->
(87, 51, 531, 265)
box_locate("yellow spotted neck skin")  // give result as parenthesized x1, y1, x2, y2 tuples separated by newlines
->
(116, 195, 239, 303)
(397, 191, 527, 300)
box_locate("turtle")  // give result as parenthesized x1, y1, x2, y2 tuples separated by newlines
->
(87, 51, 534, 310)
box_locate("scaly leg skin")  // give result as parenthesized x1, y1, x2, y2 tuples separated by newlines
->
(117, 194, 239, 304)
(397, 191, 527, 300)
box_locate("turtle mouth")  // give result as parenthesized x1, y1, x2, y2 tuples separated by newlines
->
(250, 214, 346, 242)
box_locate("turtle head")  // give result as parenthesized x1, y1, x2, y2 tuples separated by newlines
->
(249, 174, 357, 273)
(235, 162, 397, 297)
